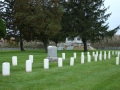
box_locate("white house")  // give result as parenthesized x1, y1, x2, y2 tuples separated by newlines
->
(65, 36, 90, 46)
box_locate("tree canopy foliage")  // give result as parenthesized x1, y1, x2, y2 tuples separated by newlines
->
(14, 0, 63, 52)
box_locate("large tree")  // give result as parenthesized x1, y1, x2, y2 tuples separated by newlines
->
(61, 0, 120, 51)
(0, 0, 25, 51)
(14, 0, 62, 52)
(0, 0, 18, 36)
(0, 17, 6, 38)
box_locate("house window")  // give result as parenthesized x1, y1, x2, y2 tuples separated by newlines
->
(68, 37, 73, 41)
(77, 37, 80, 41)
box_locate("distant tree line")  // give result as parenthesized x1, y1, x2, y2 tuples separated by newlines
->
(91, 35, 120, 48)
(0, 0, 119, 52)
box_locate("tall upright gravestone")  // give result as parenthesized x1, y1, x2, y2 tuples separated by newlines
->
(47, 46, 58, 61)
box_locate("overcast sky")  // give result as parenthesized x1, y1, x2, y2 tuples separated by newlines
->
(104, 0, 120, 35)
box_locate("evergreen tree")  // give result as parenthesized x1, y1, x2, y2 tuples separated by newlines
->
(0, 0, 17, 35)
(61, 0, 120, 51)
(0, 17, 6, 38)
(0, 0, 25, 51)
(0, 1, 19, 47)
(3, 0, 14, 29)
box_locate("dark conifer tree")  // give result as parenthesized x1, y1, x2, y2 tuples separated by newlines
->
(61, 0, 120, 51)
(0, 17, 6, 38)
(0, 0, 25, 51)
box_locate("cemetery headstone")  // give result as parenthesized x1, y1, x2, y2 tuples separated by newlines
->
(100, 51, 102, 59)
(117, 52, 120, 58)
(94, 55, 97, 61)
(44, 59, 49, 69)
(108, 51, 111, 59)
(116, 57, 119, 65)
(74, 52, 76, 58)
(104, 51, 106, 60)
(12, 56, 17, 66)
(29, 55, 33, 63)
(62, 53, 65, 60)
(88, 55, 91, 62)
(58, 58, 63, 67)
(99, 54, 102, 61)
(70, 57, 74, 66)
(2, 62, 10, 76)
(87, 52, 90, 56)
(26, 60, 32, 72)
(46, 46, 58, 61)
(81, 53, 84, 64)
(96, 51, 98, 56)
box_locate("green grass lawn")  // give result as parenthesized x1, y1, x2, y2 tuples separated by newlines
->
(0, 50, 120, 90)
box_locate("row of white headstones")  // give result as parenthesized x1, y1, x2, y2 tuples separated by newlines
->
(2, 51, 120, 76)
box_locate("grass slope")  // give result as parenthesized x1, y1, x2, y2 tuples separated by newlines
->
(0, 50, 120, 90)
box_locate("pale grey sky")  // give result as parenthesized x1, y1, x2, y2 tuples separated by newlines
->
(104, 0, 120, 34)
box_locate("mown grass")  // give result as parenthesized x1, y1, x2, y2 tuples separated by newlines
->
(0, 50, 120, 90)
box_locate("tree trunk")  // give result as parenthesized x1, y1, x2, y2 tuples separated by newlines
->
(82, 38, 88, 52)
(55, 42, 57, 47)
(54, 41, 58, 47)
(19, 32, 25, 51)
(20, 40, 25, 51)
(42, 37, 49, 53)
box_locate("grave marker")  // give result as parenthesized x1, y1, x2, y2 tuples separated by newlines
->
(94, 55, 97, 61)
(116, 57, 119, 65)
(29, 55, 33, 63)
(62, 53, 65, 60)
(100, 51, 102, 59)
(47, 46, 58, 61)
(58, 58, 63, 67)
(87, 52, 90, 56)
(12, 56, 17, 66)
(2, 62, 10, 76)
(70, 57, 74, 66)
(44, 59, 49, 69)
(104, 51, 106, 60)
(99, 54, 102, 61)
(74, 52, 76, 58)
(96, 51, 98, 56)
(92, 52, 95, 57)
(81, 54, 84, 64)
(88, 55, 91, 62)
(26, 60, 32, 72)
(108, 51, 111, 59)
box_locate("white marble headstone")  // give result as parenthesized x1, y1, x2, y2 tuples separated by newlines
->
(44, 59, 49, 69)
(26, 60, 32, 72)
(58, 58, 63, 67)
(2, 62, 10, 76)
(12, 56, 17, 66)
